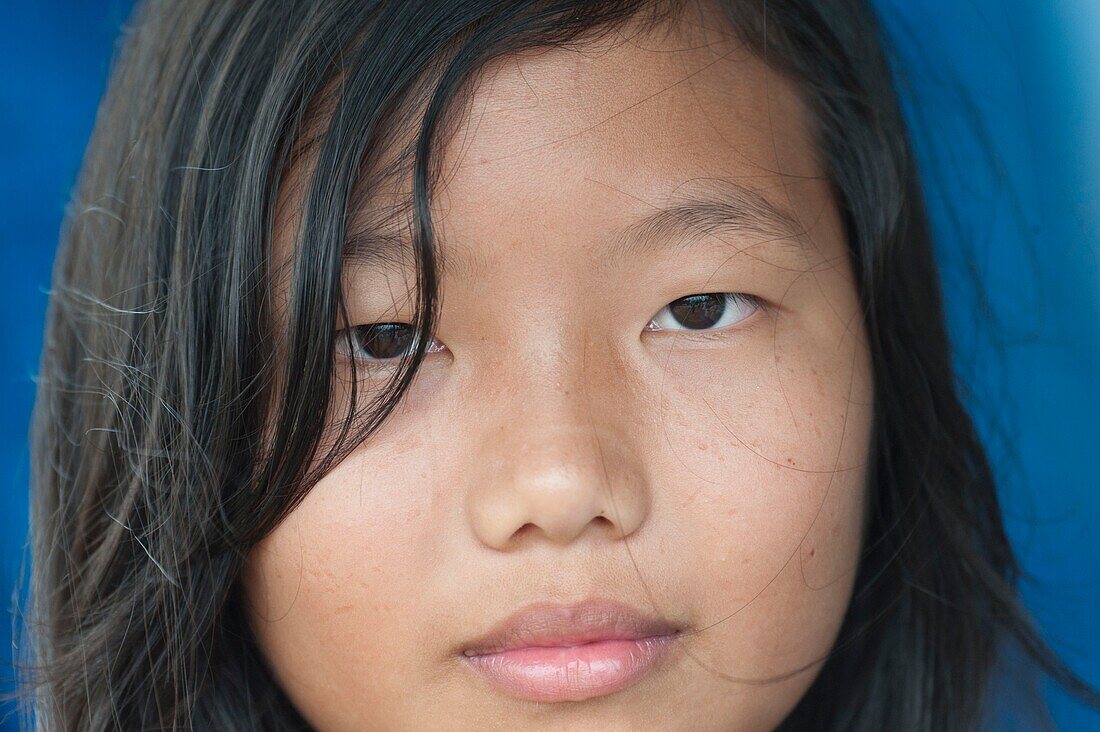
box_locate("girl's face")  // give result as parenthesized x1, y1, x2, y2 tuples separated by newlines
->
(244, 13, 874, 732)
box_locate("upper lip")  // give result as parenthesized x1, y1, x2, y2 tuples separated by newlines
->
(461, 597, 682, 657)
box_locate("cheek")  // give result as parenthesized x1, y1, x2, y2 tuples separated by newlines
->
(648, 304, 873, 690)
(241, 439, 446, 730)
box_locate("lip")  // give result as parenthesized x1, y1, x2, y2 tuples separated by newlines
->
(460, 597, 683, 703)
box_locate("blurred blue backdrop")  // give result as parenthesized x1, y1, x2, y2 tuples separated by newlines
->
(1, 1, 1097, 729)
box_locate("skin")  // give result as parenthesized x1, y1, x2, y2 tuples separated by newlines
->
(243, 8, 875, 731)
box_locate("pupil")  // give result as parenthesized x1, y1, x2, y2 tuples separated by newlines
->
(669, 294, 726, 329)
(358, 323, 416, 359)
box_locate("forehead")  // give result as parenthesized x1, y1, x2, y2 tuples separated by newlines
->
(274, 5, 830, 281)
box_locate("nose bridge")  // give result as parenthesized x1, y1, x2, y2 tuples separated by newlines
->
(464, 333, 651, 551)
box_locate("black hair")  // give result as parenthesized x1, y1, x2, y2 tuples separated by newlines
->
(20, 0, 1100, 729)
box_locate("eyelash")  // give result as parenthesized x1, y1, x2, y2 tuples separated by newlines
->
(334, 291, 763, 364)
(644, 292, 762, 334)
(334, 323, 445, 365)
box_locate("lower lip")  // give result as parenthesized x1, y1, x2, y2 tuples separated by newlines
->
(462, 634, 679, 703)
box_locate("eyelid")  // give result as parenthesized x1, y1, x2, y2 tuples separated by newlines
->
(645, 292, 763, 333)
(334, 323, 447, 365)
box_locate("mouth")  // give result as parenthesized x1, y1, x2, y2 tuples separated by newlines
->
(459, 597, 684, 703)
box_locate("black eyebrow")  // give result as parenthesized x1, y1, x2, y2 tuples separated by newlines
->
(591, 177, 810, 277)
(342, 177, 809, 280)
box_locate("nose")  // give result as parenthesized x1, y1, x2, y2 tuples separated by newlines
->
(464, 363, 652, 551)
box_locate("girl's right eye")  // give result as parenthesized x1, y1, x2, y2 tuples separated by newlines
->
(335, 323, 447, 363)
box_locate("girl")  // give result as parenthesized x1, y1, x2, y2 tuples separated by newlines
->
(23, 0, 1100, 729)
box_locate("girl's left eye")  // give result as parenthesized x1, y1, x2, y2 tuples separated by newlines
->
(334, 323, 447, 363)
(644, 292, 762, 332)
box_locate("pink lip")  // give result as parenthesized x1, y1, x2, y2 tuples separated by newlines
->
(460, 598, 683, 703)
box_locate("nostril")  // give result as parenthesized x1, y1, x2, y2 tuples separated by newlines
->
(515, 523, 537, 538)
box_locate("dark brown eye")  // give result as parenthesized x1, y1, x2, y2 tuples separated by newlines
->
(335, 323, 444, 362)
(646, 293, 760, 332)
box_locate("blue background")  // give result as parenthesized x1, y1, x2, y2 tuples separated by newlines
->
(2, 1, 1097, 729)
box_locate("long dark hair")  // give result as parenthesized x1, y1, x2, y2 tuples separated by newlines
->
(20, 0, 1100, 729)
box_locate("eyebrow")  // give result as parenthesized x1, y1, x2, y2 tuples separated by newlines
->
(597, 178, 809, 275)
(342, 177, 809, 279)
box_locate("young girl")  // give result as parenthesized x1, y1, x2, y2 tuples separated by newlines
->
(23, 0, 1100, 729)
